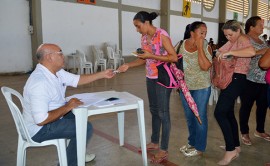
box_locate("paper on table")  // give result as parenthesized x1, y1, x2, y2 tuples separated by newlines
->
(66, 93, 106, 107)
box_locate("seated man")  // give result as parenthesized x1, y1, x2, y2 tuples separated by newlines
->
(23, 43, 115, 166)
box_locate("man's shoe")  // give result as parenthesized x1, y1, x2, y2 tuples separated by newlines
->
(85, 154, 96, 162)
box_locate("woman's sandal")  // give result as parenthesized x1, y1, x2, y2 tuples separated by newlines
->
(150, 151, 168, 163)
(254, 132, 270, 142)
(217, 153, 239, 166)
(265, 162, 270, 166)
(241, 134, 252, 145)
(138, 143, 159, 152)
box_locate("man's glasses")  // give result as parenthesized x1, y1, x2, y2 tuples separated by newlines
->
(48, 51, 63, 55)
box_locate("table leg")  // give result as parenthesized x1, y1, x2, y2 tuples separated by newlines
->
(72, 108, 88, 166)
(136, 100, 148, 166)
(117, 111, 124, 146)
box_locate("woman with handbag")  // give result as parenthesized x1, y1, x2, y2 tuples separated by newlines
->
(178, 21, 212, 157)
(239, 16, 270, 146)
(117, 11, 178, 163)
(214, 20, 256, 165)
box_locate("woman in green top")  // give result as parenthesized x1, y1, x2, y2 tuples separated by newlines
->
(178, 21, 212, 157)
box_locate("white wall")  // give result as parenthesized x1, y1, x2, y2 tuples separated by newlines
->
(122, 0, 160, 10)
(170, 16, 200, 45)
(121, 11, 161, 55)
(41, 0, 161, 60)
(41, 0, 119, 62)
(205, 21, 219, 43)
(0, 0, 32, 73)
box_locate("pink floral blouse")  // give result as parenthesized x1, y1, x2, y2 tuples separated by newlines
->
(141, 28, 170, 79)
(219, 39, 252, 74)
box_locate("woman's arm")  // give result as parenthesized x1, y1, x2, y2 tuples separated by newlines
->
(256, 47, 268, 55)
(78, 69, 115, 85)
(117, 58, 146, 72)
(226, 46, 256, 58)
(228, 35, 256, 57)
(259, 48, 270, 70)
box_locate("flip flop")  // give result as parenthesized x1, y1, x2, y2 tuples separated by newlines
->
(150, 151, 168, 163)
(241, 134, 252, 145)
(217, 153, 239, 165)
(254, 132, 270, 142)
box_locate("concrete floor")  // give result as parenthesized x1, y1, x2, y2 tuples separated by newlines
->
(0, 65, 270, 166)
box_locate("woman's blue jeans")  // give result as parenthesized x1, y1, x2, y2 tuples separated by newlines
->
(32, 111, 93, 166)
(179, 86, 211, 152)
(146, 78, 172, 151)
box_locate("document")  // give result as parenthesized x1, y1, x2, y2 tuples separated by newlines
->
(66, 93, 106, 107)
(66, 93, 126, 108)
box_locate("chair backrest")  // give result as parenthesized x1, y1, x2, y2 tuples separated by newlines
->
(106, 46, 115, 59)
(75, 50, 87, 62)
(1, 86, 34, 143)
(72, 51, 83, 71)
(92, 45, 104, 61)
(105, 42, 118, 51)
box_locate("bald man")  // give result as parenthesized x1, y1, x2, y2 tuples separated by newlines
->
(23, 44, 115, 166)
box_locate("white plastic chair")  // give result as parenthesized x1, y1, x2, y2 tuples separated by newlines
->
(92, 45, 107, 72)
(105, 42, 125, 65)
(1, 86, 68, 166)
(107, 46, 125, 70)
(75, 50, 93, 74)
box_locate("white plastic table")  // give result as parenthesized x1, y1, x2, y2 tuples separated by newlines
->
(72, 91, 148, 166)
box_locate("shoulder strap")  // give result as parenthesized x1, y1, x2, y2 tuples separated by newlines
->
(176, 41, 182, 54)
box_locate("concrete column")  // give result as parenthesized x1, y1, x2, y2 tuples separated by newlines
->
(217, 0, 227, 47)
(30, 0, 43, 66)
(160, 0, 170, 32)
(251, 0, 258, 16)
(219, 0, 226, 23)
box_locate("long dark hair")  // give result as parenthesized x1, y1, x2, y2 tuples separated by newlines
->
(133, 11, 158, 25)
(183, 21, 206, 39)
(245, 16, 261, 34)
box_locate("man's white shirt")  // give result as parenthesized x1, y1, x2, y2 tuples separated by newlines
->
(23, 64, 80, 137)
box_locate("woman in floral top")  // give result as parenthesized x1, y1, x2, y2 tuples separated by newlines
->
(214, 20, 255, 165)
(239, 16, 270, 146)
(117, 11, 178, 163)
